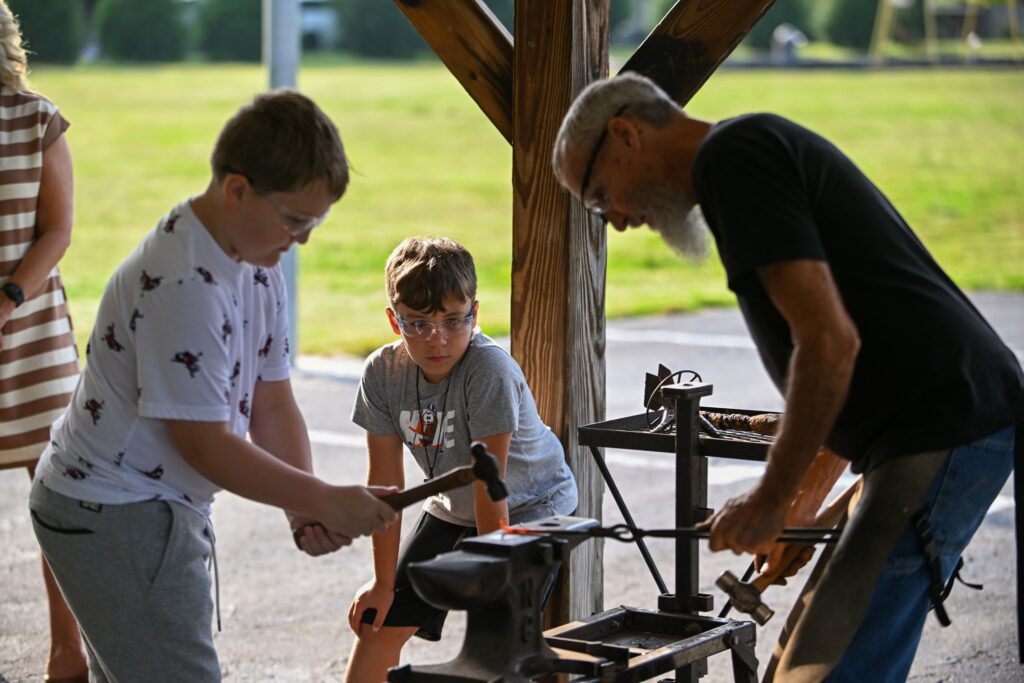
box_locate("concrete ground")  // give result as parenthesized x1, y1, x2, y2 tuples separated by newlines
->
(1, 292, 1021, 682)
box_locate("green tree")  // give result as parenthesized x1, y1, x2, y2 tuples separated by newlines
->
(743, 0, 813, 51)
(334, 0, 430, 60)
(198, 0, 262, 62)
(485, 0, 631, 39)
(8, 0, 85, 65)
(96, 0, 186, 62)
(826, 0, 878, 50)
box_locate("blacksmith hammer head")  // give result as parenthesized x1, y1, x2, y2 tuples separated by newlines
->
(470, 442, 508, 502)
(716, 570, 774, 626)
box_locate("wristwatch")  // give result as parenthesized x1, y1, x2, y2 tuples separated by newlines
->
(2, 281, 24, 307)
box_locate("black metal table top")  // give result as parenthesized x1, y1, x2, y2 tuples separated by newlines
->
(578, 407, 776, 462)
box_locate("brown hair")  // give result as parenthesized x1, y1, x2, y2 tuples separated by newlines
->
(0, 0, 29, 93)
(385, 236, 477, 313)
(211, 89, 349, 199)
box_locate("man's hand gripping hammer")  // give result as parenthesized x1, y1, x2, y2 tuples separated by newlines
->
(716, 478, 862, 625)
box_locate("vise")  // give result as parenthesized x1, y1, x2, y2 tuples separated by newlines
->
(386, 516, 598, 683)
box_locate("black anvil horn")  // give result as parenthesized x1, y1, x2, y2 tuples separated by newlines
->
(408, 552, 512, 610)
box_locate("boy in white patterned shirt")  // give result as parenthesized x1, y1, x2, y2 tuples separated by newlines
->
(30, 90, 398, 681)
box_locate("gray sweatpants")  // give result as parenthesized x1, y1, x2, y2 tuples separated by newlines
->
(30, 479, 220, 682)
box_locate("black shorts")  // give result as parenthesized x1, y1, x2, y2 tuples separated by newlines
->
(361, 512, 476, 641)
(361, 511, 564, 641)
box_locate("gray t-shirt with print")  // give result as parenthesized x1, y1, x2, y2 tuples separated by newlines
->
(352, 332, 577, 527)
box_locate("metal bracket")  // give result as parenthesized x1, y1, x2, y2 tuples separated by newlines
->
(726, 632, 759, 680)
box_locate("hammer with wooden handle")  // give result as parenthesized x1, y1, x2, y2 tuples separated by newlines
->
(716, 477, 862, 625)
(381, 441, 508, 510)
(292, 443, 507, 549)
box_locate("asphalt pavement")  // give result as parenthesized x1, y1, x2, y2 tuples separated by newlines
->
(1, 292, 1021, 682)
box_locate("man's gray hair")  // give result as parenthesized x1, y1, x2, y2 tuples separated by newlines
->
(552, 72, 680, 187)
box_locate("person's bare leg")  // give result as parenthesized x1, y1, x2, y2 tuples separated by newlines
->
(41, 556, 89, 680)
(343, 625, 417, 683)
(27, 464, 88, 680)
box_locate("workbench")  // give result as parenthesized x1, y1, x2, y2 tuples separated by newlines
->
(564, 381, 775, 682)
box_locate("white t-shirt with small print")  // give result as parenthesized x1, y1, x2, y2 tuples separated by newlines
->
(35, 200, 291, 516)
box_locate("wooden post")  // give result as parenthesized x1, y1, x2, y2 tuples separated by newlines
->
(512, 0, 610, 625)
(622, 0, 775, 106)
(396, 0, 770, 635)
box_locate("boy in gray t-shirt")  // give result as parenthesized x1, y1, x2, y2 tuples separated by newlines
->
(344, 236, 577, 682)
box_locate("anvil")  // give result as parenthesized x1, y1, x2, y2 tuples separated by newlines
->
(387, 516, 598, 683)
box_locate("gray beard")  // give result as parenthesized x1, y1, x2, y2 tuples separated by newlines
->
(648, 203, 710, 262)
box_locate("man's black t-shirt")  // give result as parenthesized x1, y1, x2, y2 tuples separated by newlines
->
(693, 113, 1024, 473)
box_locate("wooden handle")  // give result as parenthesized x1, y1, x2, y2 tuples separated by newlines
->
(381, 466, 477, 510)
(814, 477, 862, 529)
(752, 477, 862, 591)
(751, 550, 805, 592)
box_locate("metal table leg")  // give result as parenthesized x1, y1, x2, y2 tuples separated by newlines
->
(588, 444, 669, 595)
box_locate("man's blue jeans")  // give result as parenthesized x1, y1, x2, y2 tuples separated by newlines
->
(826, 426, 1015, 682)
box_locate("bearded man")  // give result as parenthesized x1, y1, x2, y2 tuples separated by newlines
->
(552, 73, 1024, 682)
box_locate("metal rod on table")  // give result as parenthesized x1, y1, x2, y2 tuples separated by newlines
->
(504, 525, 842, 544)
(636, 527, 841, 543)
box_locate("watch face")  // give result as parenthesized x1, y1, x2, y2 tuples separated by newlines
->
(3, 282, 23, 306)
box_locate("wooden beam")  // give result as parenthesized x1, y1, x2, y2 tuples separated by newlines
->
(513, 0, 609, 625)
(621, 0, 774, 106)
(394, 0, 514, 143)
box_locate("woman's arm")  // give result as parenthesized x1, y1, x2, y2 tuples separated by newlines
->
(2, 134, 75, 328)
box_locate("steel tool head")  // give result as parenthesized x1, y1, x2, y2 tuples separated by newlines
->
(469, 442, 509, 502)
(716, 570, 774, 626)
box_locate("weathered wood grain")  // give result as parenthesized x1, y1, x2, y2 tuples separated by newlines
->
(623, 0, 774, 105)
(513, 0, 609, 625)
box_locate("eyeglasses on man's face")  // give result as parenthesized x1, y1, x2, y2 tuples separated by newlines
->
(395, 309, 476, 340)
(258, 192, 330, 237)
(579, 103, 630, 219)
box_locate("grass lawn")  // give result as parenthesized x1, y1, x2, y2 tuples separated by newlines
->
(28, 63, 1024, 356)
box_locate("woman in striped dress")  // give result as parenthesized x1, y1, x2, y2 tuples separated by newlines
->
(1, 3, 86, 681)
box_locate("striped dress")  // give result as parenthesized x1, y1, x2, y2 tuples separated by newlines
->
(0, 89, 80, 469)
